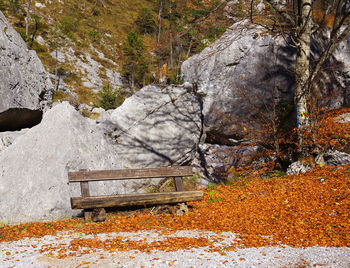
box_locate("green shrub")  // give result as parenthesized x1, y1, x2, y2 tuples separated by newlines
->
(31, 40, 48, 53)
(18, 29, 28, 42)
(207, 26, 226, 41)
(89, 29, 99, 41)
(59, 16, 79, 34)
(0, 0, 6, 11)
(8, 0, 20, 14)
(98, 84, 128, 110)
(52, 90, 69, 103)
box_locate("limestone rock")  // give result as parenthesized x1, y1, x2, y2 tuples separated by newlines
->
(0, 102, 123, 224)
(192, 143, 259, 182)
(323, 150, 350, 166)
(175, 203, 189, 216)
(0, 11, 53, 131)
(56, 46, 123, 93)
(224, 0, 265, 20)
(182, 20, 349, 141)
(110, 84, 202, 167)
(287, 150, 350, 175)
(182, 21, 293, 139)
(286, 161, 313, 175)
(335, 113, 350, 123)
(91, 208, 107, 222)
(0, 129, 29, 153)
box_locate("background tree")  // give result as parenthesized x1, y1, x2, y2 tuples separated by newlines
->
(29, 13, 43, 48)
(8, 0, 20, 14)
(153, 0, 228, 83)
(135, 8, 156, 34)
(122, 30, 150, 89)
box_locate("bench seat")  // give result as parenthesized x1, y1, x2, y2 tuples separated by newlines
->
(71, 191, 203, 209)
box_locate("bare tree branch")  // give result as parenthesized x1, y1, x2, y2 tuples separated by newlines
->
(311, 2, 333, 34)
(265, 0, 296, 26)
(307, 24, 350, 92)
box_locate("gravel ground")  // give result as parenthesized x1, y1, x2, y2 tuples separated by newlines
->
(1, 230, 349, 267)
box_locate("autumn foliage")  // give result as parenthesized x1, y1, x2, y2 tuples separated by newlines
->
(1, 165, 349, 257)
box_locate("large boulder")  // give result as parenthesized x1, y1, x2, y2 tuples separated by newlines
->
(0, 102, 123, 223)
(109, 84, 202, 167)
(0, 85, 202, 223)
(182, 20, 291, 139)
(0, 11, 53, 132)
(0, 129, 29, 153)
(182, 20, 348, 141)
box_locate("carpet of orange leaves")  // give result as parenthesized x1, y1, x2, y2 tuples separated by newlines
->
(1, 165, 349, 256)
(313, 108, 350, 151)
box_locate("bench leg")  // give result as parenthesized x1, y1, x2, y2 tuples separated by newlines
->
(83, 208, 106, 222)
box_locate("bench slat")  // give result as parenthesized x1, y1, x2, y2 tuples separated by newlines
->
(69, 166, 193, 182)
(71, 191, 203, 209)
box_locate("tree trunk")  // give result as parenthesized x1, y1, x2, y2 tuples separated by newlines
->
(157, 0, 163, 44)
(295, 0, 312, 156)
(54, 49, 59, 91)
(169, 4, 173, 69)
(186, 38, 192, 58)
(25, 0, 31, 39)
(131, 68, 135, 90)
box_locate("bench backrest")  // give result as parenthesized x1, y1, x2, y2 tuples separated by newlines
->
(68, 166, 193, 182)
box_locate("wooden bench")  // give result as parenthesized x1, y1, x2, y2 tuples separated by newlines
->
(68, 166, 203, 215)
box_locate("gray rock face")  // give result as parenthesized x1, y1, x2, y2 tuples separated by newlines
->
(322, 150, 350, 166)
(334, 36, 350, 106)
(224, 0, 265, 20)
(110, 84, 202, 167)
(286, 161, 313, 175)
(335, 113, 350, 123)
(192, 143, 259, 182)
(0, 129, 29, 153)
(287, 150, 350, 175)
(182, 20, 293, 139)
(0, 11, 53, 131)
(182, 20, 349, 140)
(0, 103, 123, 223)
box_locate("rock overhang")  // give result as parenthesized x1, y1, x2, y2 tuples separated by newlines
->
(0, 108, 42, 132)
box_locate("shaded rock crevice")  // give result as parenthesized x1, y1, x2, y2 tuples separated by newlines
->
(194, 84, 210, 180)
(0, 108, 42, 132)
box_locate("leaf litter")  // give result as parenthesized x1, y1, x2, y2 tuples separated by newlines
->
(0, 165, 349, 260)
